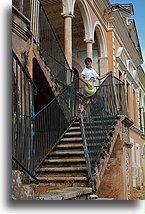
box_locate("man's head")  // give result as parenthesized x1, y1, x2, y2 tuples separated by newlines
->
(84, 57, 92, 68)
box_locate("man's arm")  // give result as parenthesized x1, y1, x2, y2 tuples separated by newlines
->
(98, 71, 112, 80)
(79, 74, 92, 89)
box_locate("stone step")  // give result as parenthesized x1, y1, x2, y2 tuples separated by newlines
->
(85, 136, 107, 140)
(43, 158, 86, 164)
(85, 130, 108, 135)
(85, 116, 115, 120)
(65, 132, 81, 136)
(69, 127, 81, 131)
(56, 143, 83, 149)
(36, 176, 87, 182)
(36, 171, 87, 177)
(36, 166, 87, 172)
(84, 120, 113, 126)
(35, 187, 92, 200)
(93, 198, 114, 200)
(73, 122, 80, 125)
(86, 133, 107, 140)
(84, 126, 109, 130)
(60, 137, 82, 142)
(50, 151, 84, 156)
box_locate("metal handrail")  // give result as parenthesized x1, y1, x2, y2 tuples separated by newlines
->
(80, 74, 127, 191)
(12, 50, 38, 181)
(32, 77, 79, 172)
(12, 49, 79, 177)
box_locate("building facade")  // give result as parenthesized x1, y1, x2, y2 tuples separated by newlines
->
(12, 0, 144, 200)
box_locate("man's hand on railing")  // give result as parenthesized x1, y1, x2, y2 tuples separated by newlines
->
(108, 71, 112, 76)
(98, 71, 112, 80)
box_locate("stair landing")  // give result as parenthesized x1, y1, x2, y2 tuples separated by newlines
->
(35, 187, 92, 200)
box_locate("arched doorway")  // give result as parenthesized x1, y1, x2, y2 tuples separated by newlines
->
(33, 58, 55, 113)
(92, 22, 108, 77)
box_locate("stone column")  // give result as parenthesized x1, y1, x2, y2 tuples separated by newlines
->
(63, 14, 73, 69)
(85, 39, 93, 59)
(62, 14, 73, 84)
(30, 0, 40, 43)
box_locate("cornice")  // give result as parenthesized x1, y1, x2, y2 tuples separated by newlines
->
(130, 125, 144, 138)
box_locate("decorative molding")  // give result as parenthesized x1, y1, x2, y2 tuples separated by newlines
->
(130, 125, 144, 137)
(12, 20, 32, 41)
(61, 13, 74, 18)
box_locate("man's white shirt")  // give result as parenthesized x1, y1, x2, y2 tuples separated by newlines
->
(81, 67, 99, 81)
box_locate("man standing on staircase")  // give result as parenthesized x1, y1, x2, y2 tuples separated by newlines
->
(79, 57, 112, 98)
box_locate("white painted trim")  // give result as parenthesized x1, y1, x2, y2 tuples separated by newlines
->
(62, 0, 73, 15)
(116, 47, 127, 71)
(92, 20, 107, 57)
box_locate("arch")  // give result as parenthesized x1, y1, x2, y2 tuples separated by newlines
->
(92, 21, 107, 57)
(74, 0, 92, 40)
(63, 0, 92, 40)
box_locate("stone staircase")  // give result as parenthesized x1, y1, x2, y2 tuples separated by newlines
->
(35, 120, 93, 199)
(34, 114, 121, 200)
(36, 120, 88, 188)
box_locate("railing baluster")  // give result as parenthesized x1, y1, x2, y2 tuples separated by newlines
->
(80, 74, 127, 191)
(33, 78, 79, 172)
(12, 50, 37, 179)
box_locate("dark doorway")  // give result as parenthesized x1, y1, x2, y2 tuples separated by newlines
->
(33, 58, 55, 113)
